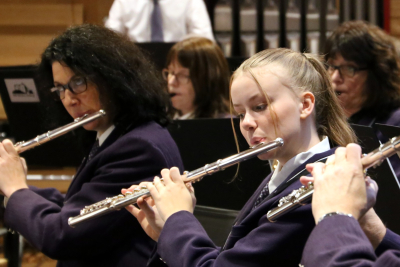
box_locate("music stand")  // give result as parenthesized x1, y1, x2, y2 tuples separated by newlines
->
(168, 118, 271, 211)
(135, 42, 176, 71)
(351, 124, 400, 234)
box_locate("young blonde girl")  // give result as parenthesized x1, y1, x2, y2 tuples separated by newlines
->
(127, 48, 356, 267)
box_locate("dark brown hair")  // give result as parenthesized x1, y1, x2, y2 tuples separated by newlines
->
(325, 20, 400, 117)
(166, 37, 230, 118)
(38, 24, 170, 127)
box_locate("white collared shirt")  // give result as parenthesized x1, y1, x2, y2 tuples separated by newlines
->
(105, 0, 214, 42)
(268, 137, 331, 194)
(173, 111, 194, 120)
(97, 125, 116, 146)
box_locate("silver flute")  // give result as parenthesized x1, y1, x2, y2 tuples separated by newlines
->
(68, 137, 285, 227)
(14, 110, 106, 153)
(267, 135, 400, 222)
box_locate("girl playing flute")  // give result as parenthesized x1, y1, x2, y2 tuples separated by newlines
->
(126, 48, 356, 267)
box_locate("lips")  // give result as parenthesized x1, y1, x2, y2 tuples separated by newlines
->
(250, 137, 266, 146)
(169, 92, 180, 98)
(75, 111, 93, 119)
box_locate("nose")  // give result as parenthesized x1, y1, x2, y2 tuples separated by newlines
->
(62, 89, 79, 107)
(330, 69, 343, 84)
(167, 74, 178, 88)
(241, 113, 257, 132)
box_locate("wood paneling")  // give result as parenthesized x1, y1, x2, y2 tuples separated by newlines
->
(0, 4, 83, 26)
(391, 0, 400, 36)
(0, 3, 84, 67)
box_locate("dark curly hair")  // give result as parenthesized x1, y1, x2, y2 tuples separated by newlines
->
(165, 37, 230, 118)
(37, 24, 170, 127)
(325, 20, 400, 118)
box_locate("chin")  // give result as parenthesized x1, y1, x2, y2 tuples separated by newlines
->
(257, 151, 274, 161)
(82, 121, 99, 132)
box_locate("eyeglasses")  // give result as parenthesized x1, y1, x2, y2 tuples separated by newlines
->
(326, 63, 368, 78)
(162, 69, 190, 85)
(50, 76, 87, 100)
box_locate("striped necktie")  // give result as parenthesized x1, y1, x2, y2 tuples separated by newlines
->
(88, 139, 100, 162)
(253, 184, 269, 209)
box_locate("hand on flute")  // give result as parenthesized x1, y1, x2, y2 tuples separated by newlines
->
(148, 167, 196, 221)
(0, 139, 28, 197)
(124, 167, 196, 241)
(123, 182, 164, 242)
(299, 144, 378, 224)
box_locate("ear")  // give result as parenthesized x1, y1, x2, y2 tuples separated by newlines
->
(299, 92, 315, 119)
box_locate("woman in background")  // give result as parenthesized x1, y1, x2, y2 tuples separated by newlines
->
(325, 20, 400, 178)
(163, 37, 231, 119)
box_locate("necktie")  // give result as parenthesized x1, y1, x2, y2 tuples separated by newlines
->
(88, 139, 100, 162)
(151, 0, 164, 42)
(253, 184, 269, 209)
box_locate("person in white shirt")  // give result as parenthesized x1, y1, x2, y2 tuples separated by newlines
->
(105, 0, 215, 42)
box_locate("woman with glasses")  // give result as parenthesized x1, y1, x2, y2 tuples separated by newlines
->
(0, 24, 183, 267)
(162, 37, 230, 119)
(325, 20, 400, 178)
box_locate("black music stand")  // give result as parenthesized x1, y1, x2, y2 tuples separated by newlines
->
(351, 124, 400, 234)
(375, 123, 400, 142)
(168, 118, 271, 211)
(135, 42, 175, 71)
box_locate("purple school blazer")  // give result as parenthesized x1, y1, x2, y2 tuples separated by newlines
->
(149, 148, 337, 267)
(4, 121, 184, 267)
(301, 215, 400, 267)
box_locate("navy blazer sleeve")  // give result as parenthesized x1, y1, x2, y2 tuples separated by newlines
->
(4, 123, 183, 265)
(156, 202, 315, 267)
(28, 186, 65, 207)
(376, 228, 400, 256)
(301, 215, 400, 267)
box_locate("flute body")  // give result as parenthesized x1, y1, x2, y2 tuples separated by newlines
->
(14, 110, 106, 153)
(266, 136, 400, 222)
(68, 138, 285, 227)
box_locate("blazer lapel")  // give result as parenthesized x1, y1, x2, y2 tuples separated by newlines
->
(258, 151, 334, 206)
(235, 148, 337, 224)
(234, 173, 272, 225)
(65, 123, 134, 199)
(222, 148, 337, 251)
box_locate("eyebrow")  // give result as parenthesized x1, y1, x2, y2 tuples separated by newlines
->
(232, 93, 264, 107)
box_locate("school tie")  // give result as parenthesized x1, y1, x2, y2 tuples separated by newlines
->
(253, 184, 269, 209)
(88, 139, 100, 162)
(151, 0, 164, 42)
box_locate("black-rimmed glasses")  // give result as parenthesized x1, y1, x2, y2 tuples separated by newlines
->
(326, 64, 368, 78)
(50, 76, 88, 100)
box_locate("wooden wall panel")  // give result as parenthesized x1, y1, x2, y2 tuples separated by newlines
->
(0, 4, 83, 26)
(391, 0, 400, 37)
(0, 34, 56, 66)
